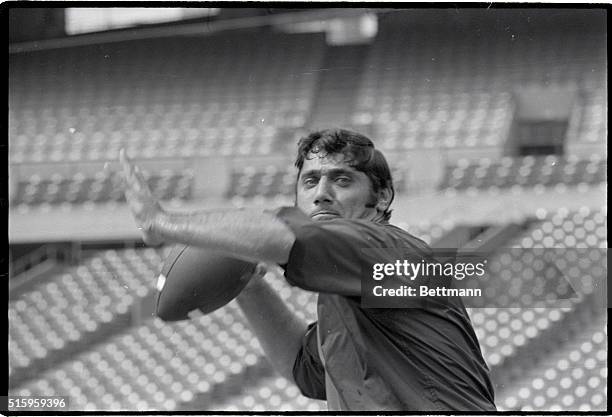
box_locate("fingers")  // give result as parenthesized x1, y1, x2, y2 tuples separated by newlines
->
(114, 149, 165, 247)
(119, 148, 138, 184)
(120, 148, 138, 189)
(133, 165, 149, 191)
(119, 148, 149, 193)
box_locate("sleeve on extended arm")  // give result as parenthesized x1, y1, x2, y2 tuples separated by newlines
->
(292, 322, 326, 400)
(275, 206, 398, 296)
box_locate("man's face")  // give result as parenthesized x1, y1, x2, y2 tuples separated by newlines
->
(296, 152, 379, 222)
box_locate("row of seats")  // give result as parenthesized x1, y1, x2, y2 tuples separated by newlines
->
(469, 307, 572, 368)
(522, 206, 607, 249)
(360, 20, 605, 96)
(10, 266, 318, 411)
(10, 33, 324, 106)
(497, 317, 606, 411)
(10, 170, 193, 207)
(567, 92, 608, 144)
(9, 102, 309, 129)
(10, 18, 606, 164)
(354, 15, 605, 149)
(468, 206, 605, 368)
(10, 127, 281, 163)
(9, 244, 318, 382)
(9, 152, 605, 208)
(9, 247, 166, 376)
(226, 165, 296, 199)
(355, 92, 514, 149)
(425, 205, 605, 374)
(472, 206, 606, 305)
(12, 316, 237, 411)
(9, 32, 325, 162)
(439, 155, 606, 191)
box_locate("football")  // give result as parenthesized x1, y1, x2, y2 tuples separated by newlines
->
(155, 245, 256, 321)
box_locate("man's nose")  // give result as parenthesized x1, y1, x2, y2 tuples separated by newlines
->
(313, 177, 334, 205)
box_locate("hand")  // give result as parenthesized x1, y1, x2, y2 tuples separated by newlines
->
(117, 149, 165, 246)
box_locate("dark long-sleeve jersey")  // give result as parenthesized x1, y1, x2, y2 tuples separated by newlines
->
(275, 206, 496, 411)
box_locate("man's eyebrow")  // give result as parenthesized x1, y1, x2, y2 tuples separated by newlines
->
(300, 168, 356, 178)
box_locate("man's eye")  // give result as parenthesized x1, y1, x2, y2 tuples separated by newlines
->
(302, 177, 318, 187)
(335, 177, 351, 186)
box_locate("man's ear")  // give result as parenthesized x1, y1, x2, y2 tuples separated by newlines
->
(376, 188, 392, 212)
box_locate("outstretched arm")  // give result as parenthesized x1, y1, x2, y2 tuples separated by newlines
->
(154, 208, 295, 264)
(118, 151, 310, 381)
(117, 149, 295, 265)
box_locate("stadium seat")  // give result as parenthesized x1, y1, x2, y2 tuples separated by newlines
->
(9, 32, 326, 163)
(439, 156, 607, 191)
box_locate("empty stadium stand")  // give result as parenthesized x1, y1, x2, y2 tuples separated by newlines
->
(8, 8, 607, 413)
(9, 31, 326, 163)
(10, 261, 320, 411)
(439, 155, 607, 191)
(497, 317, 607, 411)
(11, 170, 194, 207)
(567, 91, 608, 145)
(9, 247, 167, 386)
(463, 206, 605, 401)
(353, 12, 605, 150)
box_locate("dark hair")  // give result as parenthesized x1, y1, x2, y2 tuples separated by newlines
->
(294, 128, 395, 221)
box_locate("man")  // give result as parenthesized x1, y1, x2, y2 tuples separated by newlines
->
(119, 128, 496, 411)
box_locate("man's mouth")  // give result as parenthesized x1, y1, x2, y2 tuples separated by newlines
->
(311, 211, 340, 220)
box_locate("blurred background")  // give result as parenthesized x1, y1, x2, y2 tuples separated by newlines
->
(7, 6, 607, 412)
